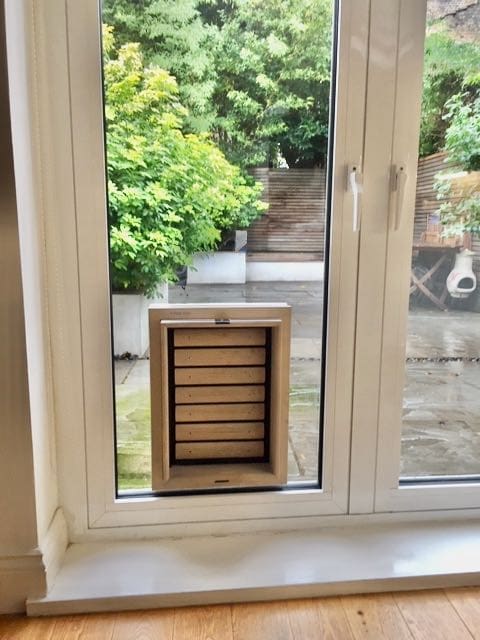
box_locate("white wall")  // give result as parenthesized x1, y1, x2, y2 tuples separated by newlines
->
(0, 0, 69, 613)
(0, 0, 46, 612)
(5, 0, 59, 552)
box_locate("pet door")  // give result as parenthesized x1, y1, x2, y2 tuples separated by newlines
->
(149, 304, 291, 490)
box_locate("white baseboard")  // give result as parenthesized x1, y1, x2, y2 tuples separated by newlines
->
(41, 507, 68, 591)
(0, 553, 45, 614)
(0, 508, 68, 613)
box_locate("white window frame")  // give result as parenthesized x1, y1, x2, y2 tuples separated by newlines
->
(33, 0, 370, 540)
(371, 0, 480, 513)
(27, 0, 479, 545)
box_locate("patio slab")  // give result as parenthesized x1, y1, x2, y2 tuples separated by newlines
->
(114, 281, 480, 490)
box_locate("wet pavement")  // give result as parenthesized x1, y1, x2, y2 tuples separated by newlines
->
(115, 282, 480, 490)
(403, 309, 480, 477)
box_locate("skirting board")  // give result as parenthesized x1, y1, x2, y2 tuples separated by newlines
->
(41, 507, 68, 592)
(27, 519, 480, 616)
(0, 554, 45, 614)
(0, 508, 67, 614)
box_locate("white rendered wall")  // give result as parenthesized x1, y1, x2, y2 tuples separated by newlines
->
(187, 252, 247, 284)
(5, 0, 59, 551)
(0, 0, 48, 612)
(246, 261, 324, 282)
(112, 285, 168, 357)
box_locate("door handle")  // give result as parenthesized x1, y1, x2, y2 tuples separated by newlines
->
(347, 164, 363, 232)
(390, 164, 407, 231)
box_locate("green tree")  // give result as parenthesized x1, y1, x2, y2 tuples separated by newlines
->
(206, 0, 333, 168)
(102, 0, 334, 168)
(443, 93, 480, 172)
(103, 26, 266, 295)
(437, 92, 480, 236)
(102, 0, 218, 131)
(420, 30, 480, 156)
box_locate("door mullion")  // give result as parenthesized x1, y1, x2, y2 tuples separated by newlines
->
(349, 0, 401, 514)
(375, 0, 427, 508)
(321, 0, 369, 509)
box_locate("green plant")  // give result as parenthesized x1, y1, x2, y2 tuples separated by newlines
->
(443, 93, 480, 172)
(104, 26, 266, 296)
(103, 0, 333, 169)
(207, 0, 333, 168)
(439, 189, 480, 236)
(102, 0, 218, 132)
(435, 93, 480, 235)
(420, 30, 480, 156)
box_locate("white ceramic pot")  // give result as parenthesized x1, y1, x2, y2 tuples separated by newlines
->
(447, 249, 477, 299)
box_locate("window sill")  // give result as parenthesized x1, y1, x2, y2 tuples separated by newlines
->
(27, 519, 480, 616)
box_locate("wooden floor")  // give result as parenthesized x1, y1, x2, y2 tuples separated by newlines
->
(1, 588, 480, 639)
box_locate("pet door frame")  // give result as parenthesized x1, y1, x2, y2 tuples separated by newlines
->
(150, 304, 291, 491)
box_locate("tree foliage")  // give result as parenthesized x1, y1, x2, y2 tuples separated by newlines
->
(102, 0, 217, 132)
(206, 0, 333, 168)
(420, 30, 480, 156)
(103, 0, 333, 168)
(102, 3, 480, 164)
(420, 28, 480, 238)
(103, 26, 266, 295)
(437, 92, 480, 236)
(443, 93, 480, 172)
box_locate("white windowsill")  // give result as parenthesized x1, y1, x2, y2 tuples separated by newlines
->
(27, 519, 480, 615)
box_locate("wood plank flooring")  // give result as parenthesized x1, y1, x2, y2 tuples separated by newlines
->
(1, 588, 480, 639)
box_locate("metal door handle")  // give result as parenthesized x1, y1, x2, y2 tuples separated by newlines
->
(347, 164, 363, 232)
(390, 164, 407, 231)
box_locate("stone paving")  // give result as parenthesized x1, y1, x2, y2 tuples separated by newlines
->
(115, 282, 480, 490)
(402, 309, 480, 477)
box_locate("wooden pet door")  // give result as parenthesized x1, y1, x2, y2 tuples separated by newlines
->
(149, 304, 291, 491)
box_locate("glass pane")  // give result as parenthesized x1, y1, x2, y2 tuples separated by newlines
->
(101, 0, 334, 492)
(401, 1, 480, 479)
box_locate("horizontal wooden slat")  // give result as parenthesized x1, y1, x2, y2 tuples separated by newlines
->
(176, 403, 265, 423)
(248, 155, 473, 259)
(248, 168, 326, 256)
(414, 152, 457, 246)
(176, 385, 265, 404)
(175, 367, 266, 385)
(174, 347, 265, 367)
(176, 440, 264, 460)
(176, 422, 264, 441)
(247, 253, 322, 262)
(173, 328, 266, 348)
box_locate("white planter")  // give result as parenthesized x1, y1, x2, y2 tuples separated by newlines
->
(246, 260, 324, 282)
(112, 283, 168, 357)
(187, 252, 246, 284)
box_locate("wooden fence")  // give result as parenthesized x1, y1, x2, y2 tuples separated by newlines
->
(248, 168, 326, 260)
(415, 152, 480, 266)
(247, 157, 479, 266)
(413, 152, 447, 245)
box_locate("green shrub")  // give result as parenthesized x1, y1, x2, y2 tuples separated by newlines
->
(436, 93, 480, 236)
(420, 31, 480, 157)
(103, 26, 266, 296)
(209, 0, 333, 168)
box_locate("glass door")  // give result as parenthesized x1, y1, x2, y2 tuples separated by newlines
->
(401, 3, 480, 482)
(101, 0, 366, 497)
(375, 0, 480, 511)
(58, 0, 369, 527)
